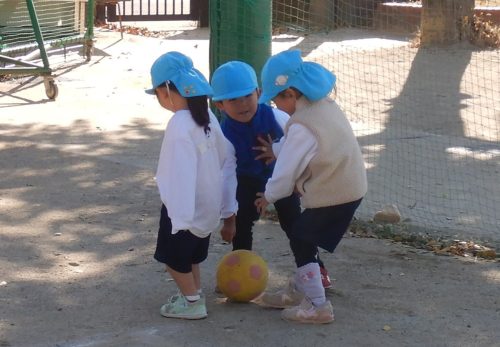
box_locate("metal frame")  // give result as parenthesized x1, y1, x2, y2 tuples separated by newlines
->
(0, 0, 95, 100)
(107, 0, 205, 22)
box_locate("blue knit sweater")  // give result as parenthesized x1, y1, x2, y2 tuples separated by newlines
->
(221, 104, 284, 181)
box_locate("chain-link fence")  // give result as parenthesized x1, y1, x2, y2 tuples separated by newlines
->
(275, 0, 499, 243)
(212, 0, 499, 243)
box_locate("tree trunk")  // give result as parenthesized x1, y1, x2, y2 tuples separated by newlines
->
(420, 0, 474, 46)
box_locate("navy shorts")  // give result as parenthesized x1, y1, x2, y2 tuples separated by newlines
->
(154, 205, 210, 273)
(291, 198, 362, 257)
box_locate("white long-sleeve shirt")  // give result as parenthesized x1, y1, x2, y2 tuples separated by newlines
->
(155, 109, 238, 237)
(266, 124, 317, 203)
(272, 108, 290, 131)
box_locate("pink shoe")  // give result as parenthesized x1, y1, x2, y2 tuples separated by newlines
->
(281, 297, 334, 324)
(320, 266, 333, 289)
(256, 279, 304, 308)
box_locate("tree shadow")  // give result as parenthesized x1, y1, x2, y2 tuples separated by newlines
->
(1, 25, 499, 346)
(0, 118, 167, 343)
(272, 28, 499, 244)
(355, 43, 499, 243)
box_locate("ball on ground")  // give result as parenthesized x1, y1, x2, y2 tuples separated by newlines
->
(216, 250, 269, 302)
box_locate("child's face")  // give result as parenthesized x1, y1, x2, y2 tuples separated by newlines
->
(272, 88, 297, 115)
(215, 89, 259, 123)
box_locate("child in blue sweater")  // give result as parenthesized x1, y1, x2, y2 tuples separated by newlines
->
(211, 61, 332, 289)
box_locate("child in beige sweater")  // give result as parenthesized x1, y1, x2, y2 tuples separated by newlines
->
(255, 49, 367, 324)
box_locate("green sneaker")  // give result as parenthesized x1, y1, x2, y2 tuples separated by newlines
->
(164, 293, 182, 305)
(160, 295, 207, 320)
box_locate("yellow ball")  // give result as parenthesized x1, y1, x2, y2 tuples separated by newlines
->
(216, 250, 269, 302)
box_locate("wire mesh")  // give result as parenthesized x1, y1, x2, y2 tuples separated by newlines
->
(0, 0, 90, 55)
(269, 0, 499, 242)
(0, 0, 94, 99)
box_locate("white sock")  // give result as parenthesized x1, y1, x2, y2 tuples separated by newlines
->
(296, 262, 326, 306)
(185, 294, 200, 302)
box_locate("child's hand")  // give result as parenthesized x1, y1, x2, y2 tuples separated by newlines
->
(255, 192, 269, 217)
(220, 214, 236, 243)
(253, 134, 276, 165)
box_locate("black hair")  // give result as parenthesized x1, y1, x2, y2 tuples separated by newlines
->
(276, 87, 303, 98)
(290, 87, 303, 98)
(164, 81, 211, 135)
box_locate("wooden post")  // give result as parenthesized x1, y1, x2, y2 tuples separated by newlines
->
(199, 0, 209, 27)
(310, 0, 331, 30)
(95, 2, 106, 25)
(192, 0, 209, 27)
(420, 0, 474, 45)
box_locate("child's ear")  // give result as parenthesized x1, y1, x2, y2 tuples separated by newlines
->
(256, 88, 262, 98)
(213, 101, 225, 111)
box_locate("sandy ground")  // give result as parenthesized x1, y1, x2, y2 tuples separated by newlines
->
(1, 28, 499, 347)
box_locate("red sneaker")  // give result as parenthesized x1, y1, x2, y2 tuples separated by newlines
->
(320, 266, 333, 289)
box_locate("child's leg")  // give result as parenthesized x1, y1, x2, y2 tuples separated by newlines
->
(279, 235, 334, 324)
(161, 264, 207, 320)
(154, 206, 210, 319)
(258, 239, 325, 309)
(289, 238, 326, 306)
(159, 223, 209, 300)
(191, 263, 201, 293)
(166, 266, 198, 298)
(189, 235, 210, 297)
(274, 194, 333, 288)
(159, 231, 210, 320)
(233, 176, 262, 250)
(273, 192, 301, 238)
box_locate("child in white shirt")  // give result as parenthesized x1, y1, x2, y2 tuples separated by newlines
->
(146, 51, 238, 320)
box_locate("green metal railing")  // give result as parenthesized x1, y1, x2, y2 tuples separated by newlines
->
(0, 0, 95, 99)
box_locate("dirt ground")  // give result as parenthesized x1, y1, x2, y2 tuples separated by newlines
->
(1, 27, 499, 347)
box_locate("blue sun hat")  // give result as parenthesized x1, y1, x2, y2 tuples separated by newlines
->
(145, 51, 213, 97)
(211, 61, 258, 101)
(259, 49, 336, 104)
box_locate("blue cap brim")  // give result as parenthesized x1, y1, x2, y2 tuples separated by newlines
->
(258, 89, 281, 104)
(259, 62, 335, 103)
(212, 86, 257, 102)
